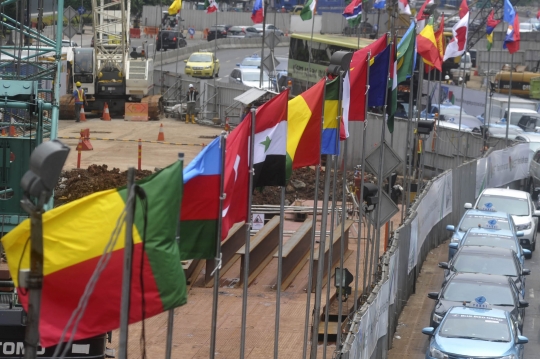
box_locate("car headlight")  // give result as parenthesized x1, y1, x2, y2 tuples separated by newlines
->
(450, 236, 460, 244)
(429, 347, 448, 359)
(205, 65, 212, 69)
(516, 222, 532, 231)
(432, 313, 443, 324)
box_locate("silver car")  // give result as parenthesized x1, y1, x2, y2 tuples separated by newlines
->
(253, 23, 284, 36)
(469, 188, 540, 251)
(229, 68, 273, 91)
(227, 26, 262, 38)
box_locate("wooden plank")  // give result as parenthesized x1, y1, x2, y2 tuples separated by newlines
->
(183, 259, 206, 291)
(272, 218, 313, 291)
(205, 221, 246, 287)
(237, 216, 280, 286)
(311, 220, 354, 292)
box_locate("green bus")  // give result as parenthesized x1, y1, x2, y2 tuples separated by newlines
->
(287, 33, 374, 95)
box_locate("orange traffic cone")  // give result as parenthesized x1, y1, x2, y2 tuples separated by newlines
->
(101, 103, 111, 121)
(80, 105, 86, 122)
(9, 126, 16, 137)
(157, 123, 165, 141)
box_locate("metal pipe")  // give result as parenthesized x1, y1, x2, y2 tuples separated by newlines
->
(505, 53, 513, 147)
(273, 186, 286, 359)
(310, 155, 333, 359)
(323, 155, 338, 358)
(209, 135, 227, 359)
(456, 56, 467, 163)
(259, 0, 268, 88)
(118, 168, 136, 359)
(336, 141, 348, 350)
(239, 107, 257, 359)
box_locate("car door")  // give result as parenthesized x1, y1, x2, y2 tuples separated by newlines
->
(531, 150, 540, 188)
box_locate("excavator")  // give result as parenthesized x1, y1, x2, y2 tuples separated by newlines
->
(59, 0, 162, 120)
(494, 60, 540, 99)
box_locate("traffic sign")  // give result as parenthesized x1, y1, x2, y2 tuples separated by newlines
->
(78, 6, 86, 15)
(264, 32, 281, 49)
(252, 213, 264, 230)
(262, 54, 279, 74)
(365, 141, 402, 180)
(368, 189, 399, 228)
(63, 25, 78, 39)
(64, 6, 78, 21)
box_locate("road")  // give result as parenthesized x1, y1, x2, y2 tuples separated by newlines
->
(389, 224, 540, 359)
(154, 46, 289, 82)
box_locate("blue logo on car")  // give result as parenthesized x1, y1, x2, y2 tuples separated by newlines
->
(488, 219, 497, 226)
(475, 296, 487, 305)
(485, 202, 493, 209)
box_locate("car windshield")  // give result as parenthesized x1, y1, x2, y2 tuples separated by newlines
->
(442, 281, 514, 305)
(458, 215, 510, 232)
(189, 54, 212, 62)
(463, 233, 517, 252)
(453, 253, 518, 277)
(242, 71, 269, 81)
(439, 313, 510, 342)
(477, 195, 530, 216)
(241, 58, 260, 66)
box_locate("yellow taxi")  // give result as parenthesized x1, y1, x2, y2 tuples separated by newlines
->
(184, 52, 220, 78)
(292, 5, 304, 14)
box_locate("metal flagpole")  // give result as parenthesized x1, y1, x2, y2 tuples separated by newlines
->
(363, 212, 373, 291)
(209, 135, 227, 359)
(373, 32, 393, 287)
(302, 79, 327, 359)
(435, 70, 442, 171)
(505, 54, 513, 147)
(240, 108, 257, 359)
(424, 68, 431, 121)
(354, 52, 370, 312)
(118, 168, 136, 359)
(259, 0, 267, 88)
(323, 155, 339, 358)
(310, 154, 333, 359)
(403, 33, 416, 218)
(273, 186, 286, 359)
(307, 2, 317, 89)
(414, 59, 424, 185)
(483, 49, 491, 152)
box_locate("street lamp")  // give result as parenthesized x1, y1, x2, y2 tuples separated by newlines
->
(19, 139, 70, 359)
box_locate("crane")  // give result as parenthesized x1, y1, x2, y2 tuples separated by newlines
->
(59, 0, 162, 120)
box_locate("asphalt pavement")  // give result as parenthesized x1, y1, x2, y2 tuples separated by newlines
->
(154, 46, 289, 82)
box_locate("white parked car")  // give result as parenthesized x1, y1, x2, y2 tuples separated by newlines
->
(519, 23, 535, 33)
(229, 68, 273, 91)
(470, 188, 540, 251)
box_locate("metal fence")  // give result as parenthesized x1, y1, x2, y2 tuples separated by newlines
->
(338, 142, 528, 358)
(343, 114, 512, 174)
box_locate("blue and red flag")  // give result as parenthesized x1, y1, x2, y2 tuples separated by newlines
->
(486, 10, 500, 34)
(179, 137, 222, 259)
(503, 0, 520, 54)
(252, 0, 264, 23)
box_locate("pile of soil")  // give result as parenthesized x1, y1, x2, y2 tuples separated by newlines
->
(54, 164, 402, 207)
(54, 165, 153, 206)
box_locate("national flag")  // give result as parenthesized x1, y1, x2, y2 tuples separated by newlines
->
(250, 90, 289, 187)
(2, 162, 186, 347)
(222, 113, 250, 240)
(343, 0, 363, 27)
(300, 0, 317, 21)
(537, 9, 540, 20)
(416, 0, 434, 31)
(486, 10, 501, 51)
(252, 0, 264, 23)
(343, 34, 388, 123)
(179, 137, 222, 260)
(397, 21, 416, 84)
(417, 17, 441, 71)
(398, 0, 411, 15)
(435, 14, 445, 62)
(387, 41, 397, 133)
(368, 45, 391, 107)
(322, 77, 342, 150)
(374, 0, 386, 10)
(458, 0, 469, 18)
(168, 0, 182, 14)
(205, 0, 218, 13)
(286, 79, 324, 179)
(443, 0, 469, 61)
(503, 0, 520, 54)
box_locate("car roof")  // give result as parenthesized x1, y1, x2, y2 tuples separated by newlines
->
(458, 245, 516, 257)
(238, 68, 261, 73)
(447, 305, 508, 319)
(449, 272, 512, 285)
(464, 209, 509, 218)
(465, 228, 515, 237)
(480, 188, 529, 199)
(516, 132, 540, 141)
(510, 108, 538, 114)
(192, 52, 213, 55)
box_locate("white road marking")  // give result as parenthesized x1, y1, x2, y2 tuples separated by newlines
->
(531, 318, 535, 330)
(529, 288, 535, 298)
(224, 75, 229, 77)
(226, 60, 230, 63)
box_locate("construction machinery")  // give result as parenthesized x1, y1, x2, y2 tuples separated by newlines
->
(494, 61, 540, 99)
(60, 0, 162, 120)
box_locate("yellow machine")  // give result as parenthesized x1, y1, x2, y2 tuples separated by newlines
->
(495, 62, 540, 98)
